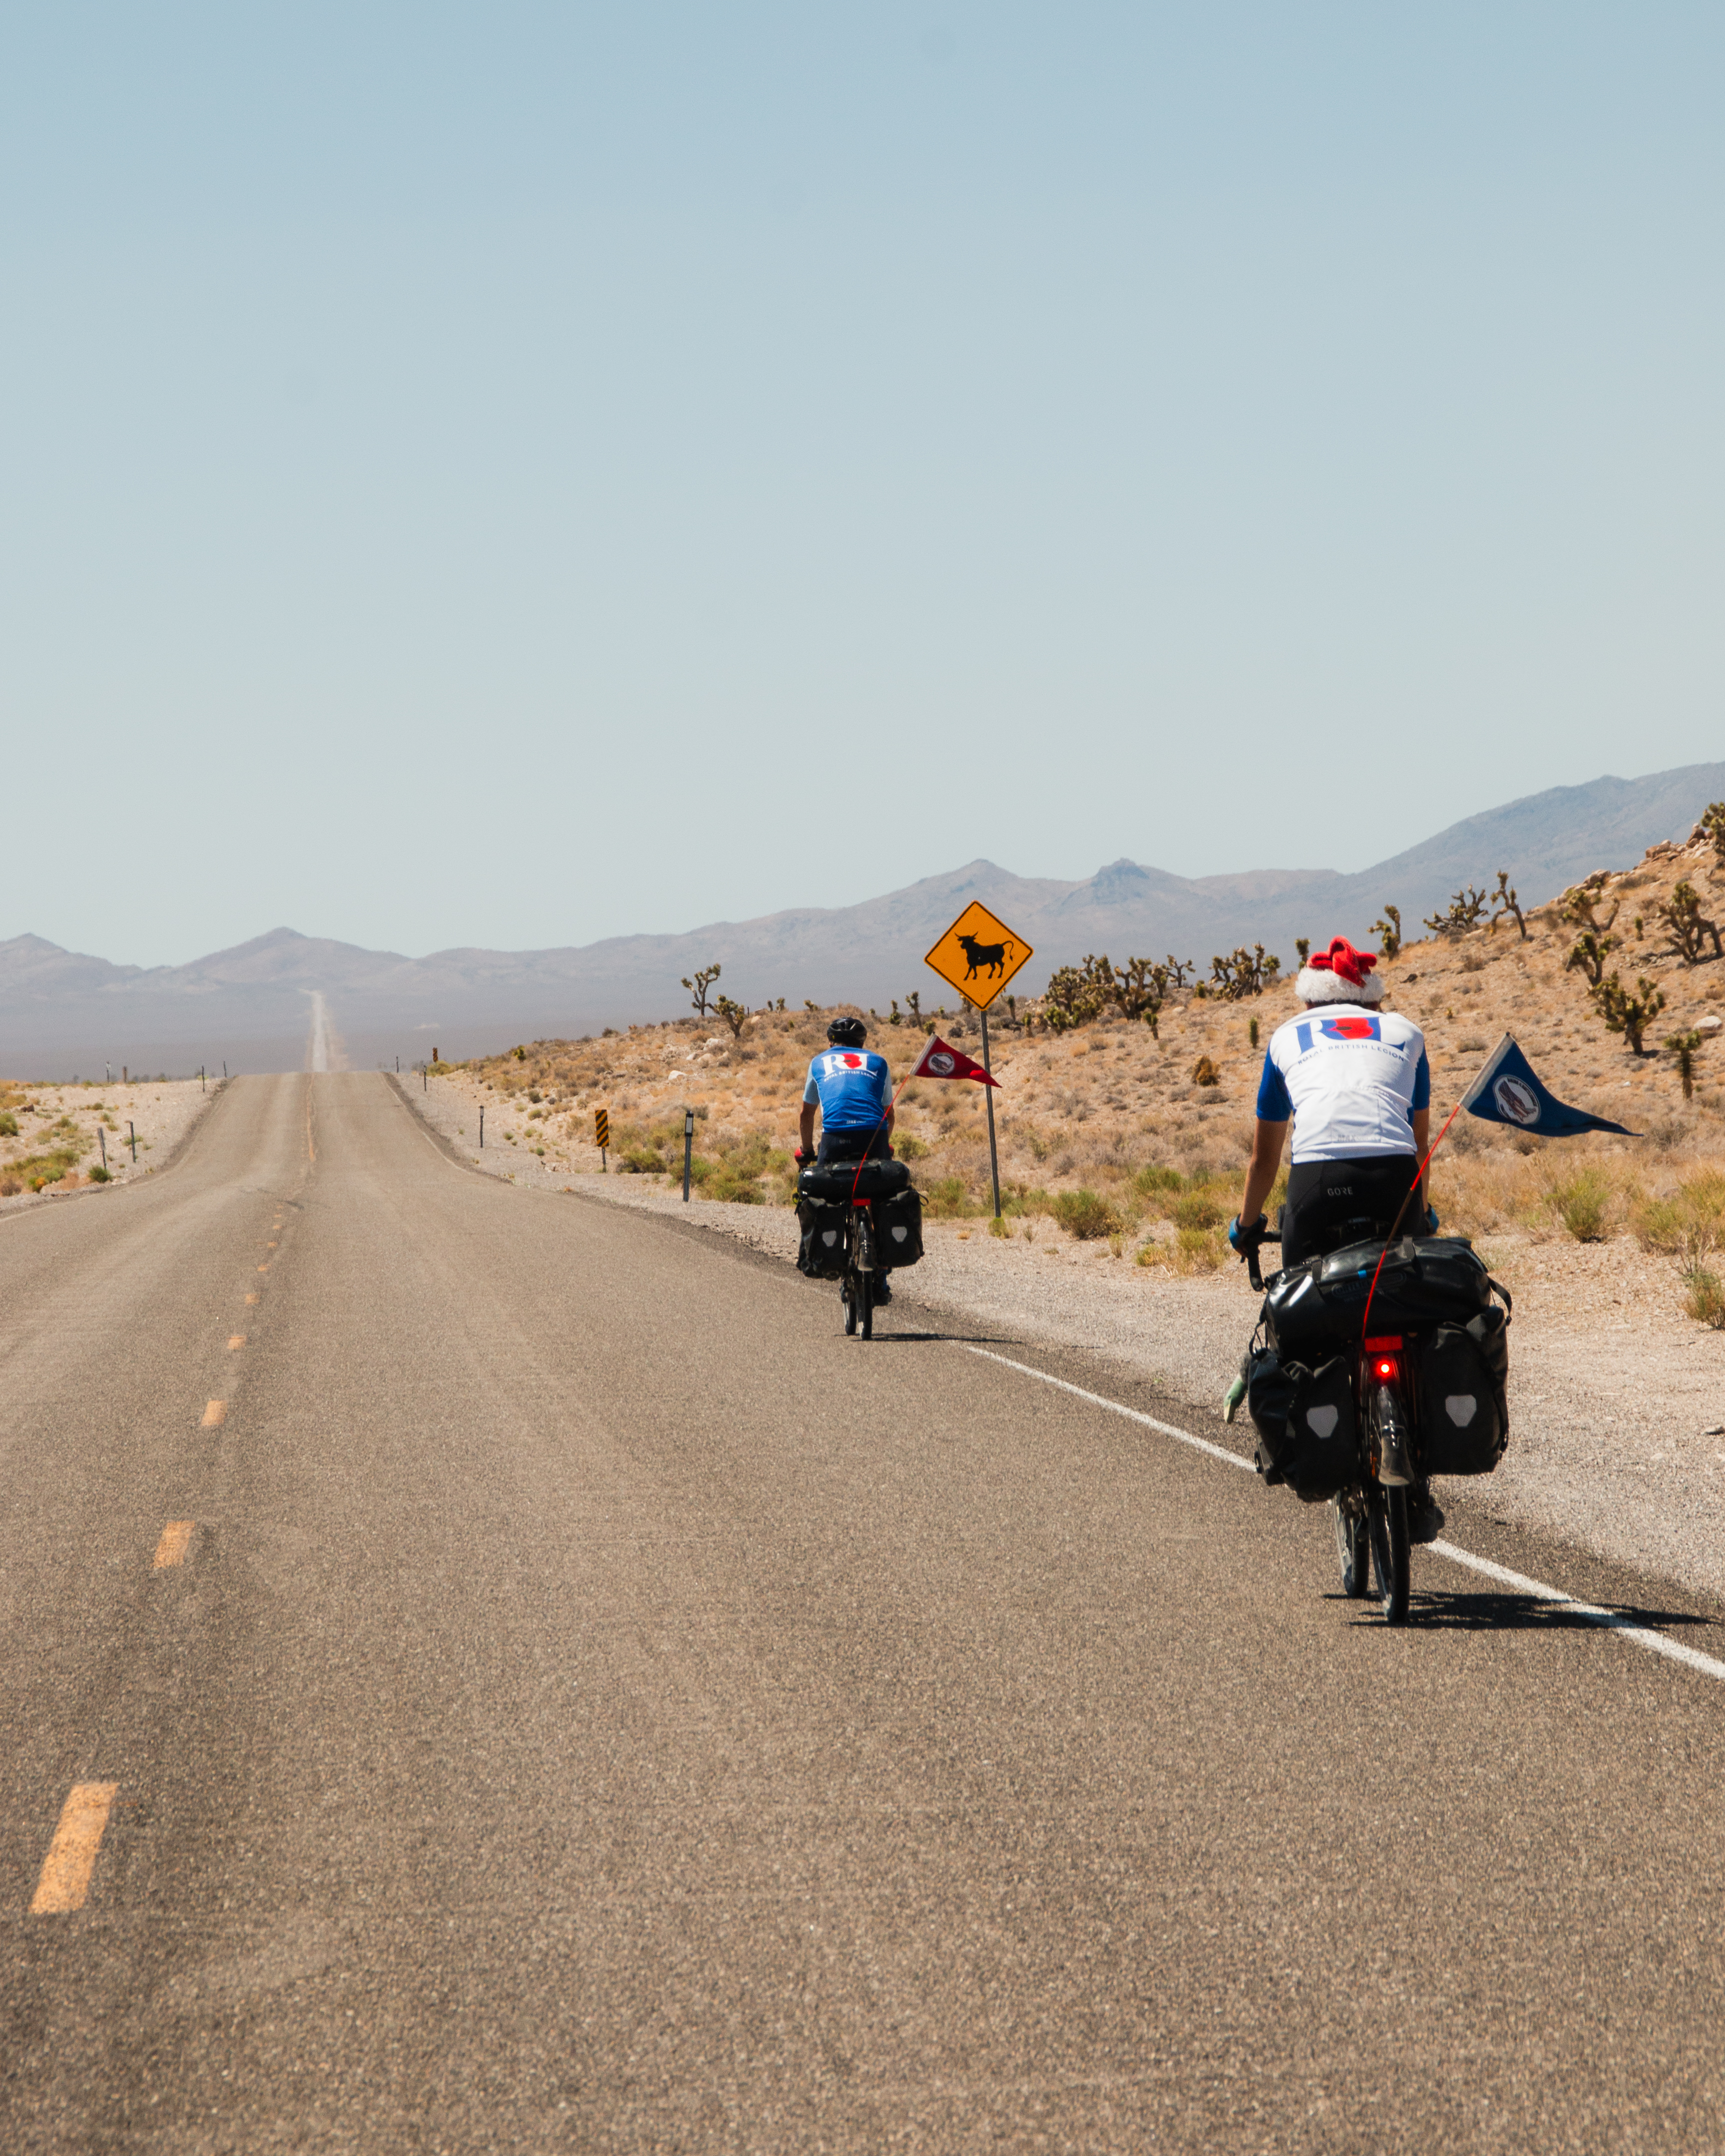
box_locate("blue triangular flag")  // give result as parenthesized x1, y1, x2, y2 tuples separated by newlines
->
(1461, 1032, 1638, 1138)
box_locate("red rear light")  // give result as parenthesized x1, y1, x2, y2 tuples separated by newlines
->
(1374, 1357, 1398, 1380)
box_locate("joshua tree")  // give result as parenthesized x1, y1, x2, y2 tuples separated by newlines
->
(1561, 874, 1620, 936)
(1665, 1028, 1707, 1102)
(1208, 946, 1282, 1000)
(713, 992, 751, 1040)
(1489, 872, 1528, 940)
(1424, 886, 1490, 937)
(1296, 936, 1312, 964)
(1696, 802, 1725, 863)
(1564, 930, 1618, 986)
(1040, 955, 1114, 1031)
(1657, 881, 1724, 965)
(1591, 972, 1666, 1056)
(1370, 908, 1402, 959)
(682, 962, 722, 1017)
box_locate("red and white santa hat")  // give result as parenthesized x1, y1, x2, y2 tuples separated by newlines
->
(1296, 936, 1384, 1004)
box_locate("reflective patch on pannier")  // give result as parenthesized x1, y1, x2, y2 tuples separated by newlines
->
(871, 1187, 924, 1269)
(1417, 1313, 1508, 1476)
(1246, 1348, 1358, 1501)
(796, 1198, 851, 1280)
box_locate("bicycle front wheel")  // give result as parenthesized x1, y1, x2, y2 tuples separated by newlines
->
(1368, 1484, 1410, 1626)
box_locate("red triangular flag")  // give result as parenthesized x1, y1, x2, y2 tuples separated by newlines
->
(906, 1034, 1000, 1087)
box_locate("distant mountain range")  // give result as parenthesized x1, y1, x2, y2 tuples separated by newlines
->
(4, 760, 1722, 1077)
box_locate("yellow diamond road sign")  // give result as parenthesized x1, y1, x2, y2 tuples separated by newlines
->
(924, 902, 1034, 1012)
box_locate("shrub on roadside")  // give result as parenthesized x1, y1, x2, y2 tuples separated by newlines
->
(1682, 1264, 1725, 1328)
(1051, 1188, 1122, 1240)
(922, 1174, 982, 1220)
(1548, 1169, 1612, 1242)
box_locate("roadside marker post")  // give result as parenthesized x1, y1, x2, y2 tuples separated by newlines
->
(128, 1122, 136, 1162)
(682, 1109, 694, 1202)
(924, 902, 1032, 1222)
(98, 1128, 106, 1174)
(200, 1066, 206, 1092)
(595, 1108, 610, 1172)
(479, 1108, 484, 1148)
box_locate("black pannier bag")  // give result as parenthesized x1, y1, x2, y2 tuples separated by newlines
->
(872, 1186, 924, 1270)
(1245, 1346, 1296, 1482)
(796, 1199, 850, 1280)
(1417, 1307, 1510, 1476)
(1265, 1234, 1493, 1359)
(796, 1156, 911, 1202)
(1246, 1347, 1360, 1502)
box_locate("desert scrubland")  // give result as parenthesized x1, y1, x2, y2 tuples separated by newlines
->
(410, 820, 1725, 1599)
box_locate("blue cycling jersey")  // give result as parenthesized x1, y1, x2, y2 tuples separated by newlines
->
(803, 1048, 892, 1130)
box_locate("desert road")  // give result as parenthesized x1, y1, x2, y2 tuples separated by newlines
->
(4, 1073, 1725, 2152)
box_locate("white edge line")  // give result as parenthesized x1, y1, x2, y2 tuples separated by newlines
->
(958, 1344, 1255, 1472)
(958, 1342, 1725, 1686)
(1427, 1540, 1725, 1681)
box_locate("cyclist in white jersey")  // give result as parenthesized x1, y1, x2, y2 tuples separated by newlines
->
(1230, 936, 1431, 1268)
(1228, 936, 1443, 1540)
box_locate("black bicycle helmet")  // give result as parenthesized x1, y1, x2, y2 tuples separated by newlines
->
(826, 1016, 867, 1047)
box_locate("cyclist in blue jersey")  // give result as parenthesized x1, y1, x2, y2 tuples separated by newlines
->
(798, 1014, 896, 1303)
(799, 1016, 894, 1165)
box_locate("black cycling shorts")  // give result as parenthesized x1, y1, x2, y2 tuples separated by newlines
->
(817, 1125, 892, 1165)
(1282, 1154, 1422, 1268)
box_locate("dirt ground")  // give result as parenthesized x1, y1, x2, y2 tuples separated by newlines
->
(0, 1076, 220, 1215)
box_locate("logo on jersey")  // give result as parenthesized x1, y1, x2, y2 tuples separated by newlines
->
(1295, 1015, 1384, 1052)
(1492, 1074, 1540, 1126)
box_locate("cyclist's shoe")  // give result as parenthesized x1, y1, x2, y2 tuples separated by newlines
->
(1408, 1479, 1446, 1544)
(874, 1277, 892, 1306)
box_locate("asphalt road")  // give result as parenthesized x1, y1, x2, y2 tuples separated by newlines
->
(4, 1072, 1725, 2152)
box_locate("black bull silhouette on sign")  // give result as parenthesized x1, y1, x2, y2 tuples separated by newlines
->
(956, 932, 1016, 982)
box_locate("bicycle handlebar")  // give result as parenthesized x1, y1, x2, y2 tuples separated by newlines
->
(1238, 1224, 1282, 1294)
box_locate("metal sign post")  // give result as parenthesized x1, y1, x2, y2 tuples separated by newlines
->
(479, 1107, 484, 1148)
(926, 900, 1030, 1224)
(595, 1108, 610, 1172)
(978, 1007, 1002, 1218)
(682, 1109, 694, 1202)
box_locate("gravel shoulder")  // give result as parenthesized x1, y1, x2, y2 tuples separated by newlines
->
(407, 1070, 1725, 1607)
(0, 1076, 223, 1219)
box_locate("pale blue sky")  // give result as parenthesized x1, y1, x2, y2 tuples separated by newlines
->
(4, 4, 1722, 966)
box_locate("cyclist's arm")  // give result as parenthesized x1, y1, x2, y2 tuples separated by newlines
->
(1412, 1106, 1430, 1200)
(1238, 1118, 1288, 1227)
(799, 1102, 817, 1155)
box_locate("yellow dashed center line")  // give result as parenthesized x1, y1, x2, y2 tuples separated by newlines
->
(244, 1292, 259, 1305)
(30, 1784, 118, 1914)
(201, 1400, 226, 1428)
(154, 1521, 194, 1568)
(227, 1334, 245, 1350)
(256, 1264, 268, 1273)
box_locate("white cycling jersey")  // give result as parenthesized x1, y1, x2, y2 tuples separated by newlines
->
(1256, 1004, 1430, 1163)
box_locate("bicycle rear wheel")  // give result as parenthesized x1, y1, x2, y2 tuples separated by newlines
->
(842, 1276, 858, 1336)
(1367, 1484, 1410, 1626)
(1334, 1496, 1370, 1598)
(858, 1270, 874, 1340)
